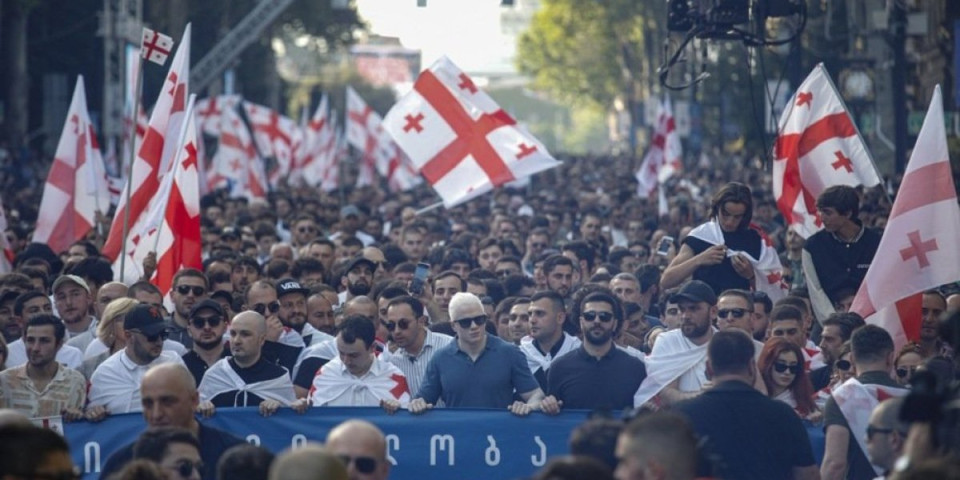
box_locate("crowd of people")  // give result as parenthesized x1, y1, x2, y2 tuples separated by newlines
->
(0, 152, 959, 480)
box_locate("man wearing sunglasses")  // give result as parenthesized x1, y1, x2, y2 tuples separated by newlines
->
(310, 315, 409, 412)
(383, 296, 452, 396)
(168, 269, 210, 349)
(326, 419, 391, 480)
(89, 304, 185, 415)
(132, 427, 203, 480)
(810, 313, 861, 391)
(410, 292, 544, 415)
(540, 291, 644, 413)
(822, 325, 901, 480)
(181, 300, 230, 386)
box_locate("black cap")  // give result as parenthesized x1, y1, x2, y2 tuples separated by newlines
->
(209, 290, 234, 306)
(670, 280, 717, 305)
(189, 298, 225, 318)
(124, 304, 169, 336)
(345, 257, 377, 274)
(277, 278, 310, 297)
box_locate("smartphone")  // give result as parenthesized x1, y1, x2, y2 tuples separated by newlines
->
(410, 262, 430, 295)
(656, 236, 674, 256)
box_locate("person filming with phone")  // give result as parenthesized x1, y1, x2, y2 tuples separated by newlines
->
(661, 182, 783, 297)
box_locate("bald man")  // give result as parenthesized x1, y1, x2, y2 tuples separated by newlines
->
(100, 363, 244, 480)
(95, 281, 128, 320)
(866, 397, 909, 478)
(326, 420, 390, 480)
(269, 444, 348, 480)
(198, 312, 307, 417)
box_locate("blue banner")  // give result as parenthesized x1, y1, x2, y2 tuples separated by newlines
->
(65, 408, 590, 480)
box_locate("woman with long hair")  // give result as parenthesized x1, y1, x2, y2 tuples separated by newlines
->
(759, 337, 818, 418)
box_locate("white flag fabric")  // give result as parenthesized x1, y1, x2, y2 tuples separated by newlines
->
(773, 63, 881, 238)
(384, 56, 560, 208)
(199, 358, 296, 406)
(345, 87, 383, 188)
(636, 96, 682, 198)
(141, 28, 174, 65)
(686, 221, 788, 302)
(831, 378, 908, 476)
(0, 198, 14, 274)
(196, 95, 240, 136)
(850, 86, 960, 351)
(300, 94, 337, 189)
(208, 106, 267, 201)
(34, 76, 111, 254)
(309, 356, 410, 408)
(242, 102, 302, 189)
(105, 24, 191, 272)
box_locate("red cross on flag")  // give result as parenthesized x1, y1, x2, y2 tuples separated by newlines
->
(635, 96, 682, 198)
(208, 106, 267, 201)
(34, 76, 111, 254)
(141, 28, 174, 66)
(300, 95, 342, 191)
(134, 96, 204, 298)
(773, 63, 881, 238)
(104, 24, 191, 278)
(345, 86, 385, 188)
(383, 56, 560, 207)
(0, 198, 14, 274)
(196, 95, 240, 136)
(832, 379, 908, 477)
(242, 102, 302, 189)
(850, 86, 960, 351)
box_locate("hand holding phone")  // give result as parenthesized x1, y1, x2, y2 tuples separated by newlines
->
(410, 262, 430, 295)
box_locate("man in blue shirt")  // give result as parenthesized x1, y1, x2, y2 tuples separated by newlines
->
(410, 292, 543, 416)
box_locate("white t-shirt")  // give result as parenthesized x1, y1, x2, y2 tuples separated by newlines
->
(5, 339, 83, 370)
(87, 350, 184, 414)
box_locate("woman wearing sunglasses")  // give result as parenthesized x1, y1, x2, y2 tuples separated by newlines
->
(893, 342, 924, 387)
(759, 337, 818, 420)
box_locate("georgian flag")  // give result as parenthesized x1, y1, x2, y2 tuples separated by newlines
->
(309, 356, 410, 408)
(850, 86, 960, 351)
(831, 378, 908, 476)
(686, 221, 788, 302)
(141, 28, 174, 65)
(196, 95, 240, 136)
(384, 56, 560, 208)
(199, 358, 297, 406)
(773, 63, 881, 238)
(242, 102, 302, 188)
(635, 96, 682, 198)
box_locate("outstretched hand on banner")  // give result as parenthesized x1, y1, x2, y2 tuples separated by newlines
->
(408, 398, 433, 414)
(381, 398, 401, 415)
(539, 395, 563, 415)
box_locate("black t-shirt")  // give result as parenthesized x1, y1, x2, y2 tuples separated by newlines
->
(293, 356, 331, 389)
(182, 347, 230, 387)
(210, 358, 289, 407)
(803, 225, 881, 304)
(684, 227, 763, 295)
(675, 380, 815, 480)
(546, 346, 646, 411)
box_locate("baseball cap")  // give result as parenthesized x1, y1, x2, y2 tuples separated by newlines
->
(189, 299, 225, 319)
(345, 257, 377, 274)
(52, 274, 90, 294)
(340, 204, 361, 218)
(124, 304, 169, 336)
(670, 280, 717, 305)
(277, 278, 310, 297)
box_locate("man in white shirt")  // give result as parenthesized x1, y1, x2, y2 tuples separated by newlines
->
(383, 296, 452, 396)
(310, 315, 409, 412)
(52, 275, 96, 345)
(88, 304, 184, 415)
(5, 292, 82, 370)
(520, 290, 580, 388)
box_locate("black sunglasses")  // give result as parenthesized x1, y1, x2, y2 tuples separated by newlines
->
(896, 366, 918, 378)
(455, 315, 487, 328)
(338, 455, 377, 474)
(382, 319, 413, 332)
(190, 315, 223, 329)
(298, 226, 317, 233)
(130, 329, 169, 343)
(718, 308, 749, 319)
(866, 425, 895, 440)
(582, 311, 614, 323)
(173, 460, 203, 478)
(252, 301, 281, 315)
(773, 362, 801, 374)
(835, 359, 852, 371)
(176, 285, 206, 296)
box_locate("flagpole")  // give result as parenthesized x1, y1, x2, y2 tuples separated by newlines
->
(152, 94, 197, 254)
(119, 45, 146, 280)
(818, 63, 893, 205)
(414, 201, 444, 216)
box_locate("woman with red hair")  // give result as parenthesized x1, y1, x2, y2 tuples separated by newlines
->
(759, 337, 818, 418)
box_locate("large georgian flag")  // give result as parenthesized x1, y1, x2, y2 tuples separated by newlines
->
(635, 96, 682, 198)
(242, 102, 302, 189)
(773, 63, 881, 238)
(383, 56, 560, 208)
(207, 105, 267, 201)
(345, 86, 384, 188)
(850, 86, 960, 351)
(134, 96, 204, 297)
(300, 94, 337, 189)
(34, 76, 111, 254)
(104, 24, 190, 266)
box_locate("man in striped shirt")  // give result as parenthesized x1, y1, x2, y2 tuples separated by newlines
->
(382, 296, 451, 396)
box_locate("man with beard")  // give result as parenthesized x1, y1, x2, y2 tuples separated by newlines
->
(520, 291, 581, 389)
(243, 280, 303, 374)
(540, 291, 646, 413)
(338, 257, 376, 305)
(918, 290, 950, 358)
(52, 275, 96, 343)
(167, 269, 209, 349)
(382, 296, 452, 397)
(410, 292, 544, 415)
(810, 313, 860, 391)
(88, 304, 185, 414)
(542, 255, 577, 300)
(638, 280, 716, 407)
(198, 312, 306, 416)
(181, 300, 230, 386)
(277, 279, 333, 347)
(307, 292, 337, 337)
